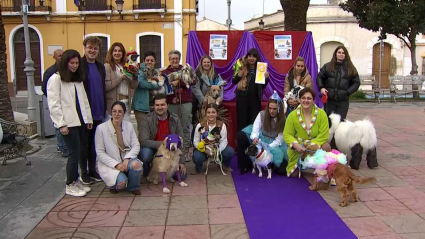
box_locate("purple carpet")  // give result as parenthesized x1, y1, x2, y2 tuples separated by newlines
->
(231, 158, 357, 239)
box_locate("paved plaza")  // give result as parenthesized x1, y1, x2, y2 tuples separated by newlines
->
(1, 102, 425, 239)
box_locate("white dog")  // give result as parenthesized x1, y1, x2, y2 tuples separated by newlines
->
(245, 142, 274, 179)
(328, 113, 378, 170)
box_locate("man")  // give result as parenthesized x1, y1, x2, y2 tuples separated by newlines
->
(138, 94, 187, 180)
(42, 49, 68, 157)
(80, 36, 106, 184)
(161, 50, 196, 161)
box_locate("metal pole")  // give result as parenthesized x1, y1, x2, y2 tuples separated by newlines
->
(226, 0, 232, 30)
(379, 40, 383, 93)
(22, 0, 37, 122)
(262, 0, 264, 16)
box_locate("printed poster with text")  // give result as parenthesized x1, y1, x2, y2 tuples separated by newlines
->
(209, 34, 228, 60)
(274, 35, 292, 60)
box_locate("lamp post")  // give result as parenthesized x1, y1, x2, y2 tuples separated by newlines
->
(226, 0, 232, 30)
(21, 0, 37, 122)
(259, 19, 264, 30)
(115, 0, 124, 19)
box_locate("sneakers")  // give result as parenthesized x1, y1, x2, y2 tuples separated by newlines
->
(79, 173, 95, 185)
(61, 149, 69, 158)
(89, 171, 103, 182)
(66, 182, 87, 197)
(75, 180, 92, 193)
(57, 147, 61, 153)
(330, 178, 337, 186)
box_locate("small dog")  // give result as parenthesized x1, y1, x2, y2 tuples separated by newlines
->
(168, 64, 196, 89)
(200, 126, 227, 176)
(245, 142, 274, 179)
(147, 134, 188, 194)
(274, 49, 280, 58)
(235, 57, 248, 91)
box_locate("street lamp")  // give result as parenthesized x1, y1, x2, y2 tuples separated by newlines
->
(21, 0, 37, 122)
(259, 19, 264, 30)
(115, 0, 124, 19)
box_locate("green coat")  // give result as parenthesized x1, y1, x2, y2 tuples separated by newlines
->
(132, 63, 161, 113)
(283, 104, 329, 176)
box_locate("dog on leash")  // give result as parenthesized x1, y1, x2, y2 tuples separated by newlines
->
(147, 134, 188, 194)
(199, 126, 227, 176)
(245, 141, 274, 179)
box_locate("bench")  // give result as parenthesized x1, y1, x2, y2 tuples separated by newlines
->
(359, 75, 380, 103)
(389, 75, 425, 103)
(0, 118, 31, 165)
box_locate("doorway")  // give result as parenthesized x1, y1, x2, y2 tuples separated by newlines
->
(372, 42, 391, 89)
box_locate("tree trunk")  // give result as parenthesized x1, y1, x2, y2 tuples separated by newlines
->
(280, 0, 310, 31)
(409, 40, 419, 98)
(0, 4, 14, 121)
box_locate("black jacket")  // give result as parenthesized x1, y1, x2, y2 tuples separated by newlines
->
(80, 56, 107, 118)
(316, 62, 360, 101)
(232, 69, 269, 102)
(42, 63, 58, 96)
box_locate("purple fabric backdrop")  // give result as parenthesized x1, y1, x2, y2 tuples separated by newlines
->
(186, 31, 323, 108)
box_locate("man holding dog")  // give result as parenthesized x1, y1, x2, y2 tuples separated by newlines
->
(138, 94, 187, 180)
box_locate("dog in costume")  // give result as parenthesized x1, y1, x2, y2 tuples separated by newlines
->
(245, 140, 274, 179)
(328, 113, 378, 170)
(284, 85, 304, 113)
(196, 126, 227, 176)
(123, 47, 140, 79)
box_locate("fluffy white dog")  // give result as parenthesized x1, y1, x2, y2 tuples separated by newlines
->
(328, 113, 378, 170)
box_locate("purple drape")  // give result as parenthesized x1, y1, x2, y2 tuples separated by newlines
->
(186, 31, 323, 108)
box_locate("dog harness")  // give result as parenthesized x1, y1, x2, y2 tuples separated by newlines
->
(326, 162, 338, 179)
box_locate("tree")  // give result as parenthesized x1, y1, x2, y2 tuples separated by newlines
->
(0, 4, 14, 121)
(340, 0, 425, 75)
(279, 0, 310, 31)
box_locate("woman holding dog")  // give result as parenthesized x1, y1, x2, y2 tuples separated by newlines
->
(316, 46, 360, 120)
(192, 103, 234, 174)
(232, 48, 269, 132)
(284, 56, 313, 115)
(283, 87, 332, 177)
(104, 43, 139, 121)
(237, 91, 288, 175)
(95, 101, 142, 195)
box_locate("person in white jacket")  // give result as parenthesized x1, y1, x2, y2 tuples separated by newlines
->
(47, 49, 93, 197)
(95, 101, 142, 195)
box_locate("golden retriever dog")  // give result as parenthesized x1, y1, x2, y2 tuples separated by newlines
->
(147, 134, 188, 194)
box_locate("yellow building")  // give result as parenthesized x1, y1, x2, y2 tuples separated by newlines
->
(2, 0, 197, 95)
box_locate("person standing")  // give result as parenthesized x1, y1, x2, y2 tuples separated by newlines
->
(42, 49, 68, 157)
(80, 36, 106, 184)
(316, 46, 360, 120)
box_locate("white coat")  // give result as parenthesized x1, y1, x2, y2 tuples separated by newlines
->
(95, 120, 140, 187)
(47, 73, 93, 128)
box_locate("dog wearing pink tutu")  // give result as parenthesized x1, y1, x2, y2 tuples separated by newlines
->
(302, 149, 375, 207)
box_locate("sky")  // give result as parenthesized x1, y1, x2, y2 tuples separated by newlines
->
(196, 0, 327, 29)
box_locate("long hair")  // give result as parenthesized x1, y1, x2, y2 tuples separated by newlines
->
(58, 49, 84, 83)
(326, 46, 357, 76)
(293, 56, 307, 76)
(245, 48, 261, 68)
(263, 99, 286, 133)
(105, 42, 126, 71)
(195, 55, 216, 81)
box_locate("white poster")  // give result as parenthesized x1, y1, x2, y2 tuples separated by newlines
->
(274, 35, 292, 60)
(209, 34, 228, 60)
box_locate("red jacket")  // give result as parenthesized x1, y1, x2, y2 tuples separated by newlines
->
(161, 65, 196, 104)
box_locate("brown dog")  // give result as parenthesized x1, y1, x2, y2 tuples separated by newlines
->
(236, 57, 248, 91)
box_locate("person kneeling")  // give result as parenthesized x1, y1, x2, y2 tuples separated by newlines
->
(95, 101, 142, 195)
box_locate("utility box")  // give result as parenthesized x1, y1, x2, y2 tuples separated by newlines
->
(35, 86, 55, 138)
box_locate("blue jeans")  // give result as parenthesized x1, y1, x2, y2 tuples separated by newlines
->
(55, 127, 67, 151)
(193, 146, 235, 173)
(138, 147, 187, 180)
(114, 158, 142, 191)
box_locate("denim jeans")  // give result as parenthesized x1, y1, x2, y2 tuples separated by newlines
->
(193, 146, 235, 173)
(80, 120, 101, 175)
(113, 158, 142, 191)
(62, 126, 85, 185)
(138, 147, 187, 180)
(55, 127, 67, 151)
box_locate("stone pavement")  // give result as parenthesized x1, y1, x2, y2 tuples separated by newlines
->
(1, 102, 425, 239)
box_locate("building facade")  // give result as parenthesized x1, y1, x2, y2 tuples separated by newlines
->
(2, 0, 197, 96)
(244, 2, 425, 89)
(196, 17, 236, 31)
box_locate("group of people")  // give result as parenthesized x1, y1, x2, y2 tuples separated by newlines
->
(43, 37, 360, 197)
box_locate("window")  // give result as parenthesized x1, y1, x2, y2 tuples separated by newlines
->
(96, 36, 108, 64)
(139, 35, 162, 68)
(422, 57, 425, 75)
(79, 0, 110, 11)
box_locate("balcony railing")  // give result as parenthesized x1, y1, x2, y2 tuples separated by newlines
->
(133, 0, 166, 10)
(2, 0, 52, 12)
(78, 0, 112, 11)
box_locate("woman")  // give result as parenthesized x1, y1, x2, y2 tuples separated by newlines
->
(47, 49, 93, 197)
(192, 104, 234, 174)
(232, 48, 269, 132)
(283, 87, 331, 177)
(237, 91, 288, 175)
(132, 51, 162, 131)
(95, 101, 142, 195)
(104, 42, 138, 121)
(317, 46, 360, 120)
(284, 56, 313, 115)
